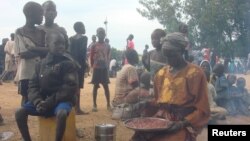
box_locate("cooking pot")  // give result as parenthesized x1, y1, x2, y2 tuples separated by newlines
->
(95, 123, 116, 141)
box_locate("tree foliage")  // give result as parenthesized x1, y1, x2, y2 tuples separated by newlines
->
(138, 0, 250, 57)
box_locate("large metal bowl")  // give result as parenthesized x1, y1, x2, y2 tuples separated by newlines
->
(123, 117, 172, 132)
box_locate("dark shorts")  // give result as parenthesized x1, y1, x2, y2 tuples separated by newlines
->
(23, 101, 72, 117)
(19, 79, 29, 96)
(91, 68, 110, 84)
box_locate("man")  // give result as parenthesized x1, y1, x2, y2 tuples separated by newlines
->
(131, 32, 210, 141)
(15, 31, 78, 141)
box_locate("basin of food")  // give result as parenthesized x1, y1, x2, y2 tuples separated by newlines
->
(124, 117, 172, 132)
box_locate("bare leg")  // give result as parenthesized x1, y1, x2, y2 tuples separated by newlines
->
(75, 89, 88, 115)
(102, 83, 111, 110)
(92, 84, 99, 112)
(15, 108, 31, 141)
(55, 110, 68, 141)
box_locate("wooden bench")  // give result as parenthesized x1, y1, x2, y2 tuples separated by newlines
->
(38, 108, 76, 141)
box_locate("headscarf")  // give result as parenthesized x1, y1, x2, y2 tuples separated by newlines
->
(161, 32, 188, 50)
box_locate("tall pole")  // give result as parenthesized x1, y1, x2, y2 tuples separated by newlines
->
(104, 17, 108, 37)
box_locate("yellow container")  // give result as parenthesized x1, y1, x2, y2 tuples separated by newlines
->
(38, 109, 76, 141)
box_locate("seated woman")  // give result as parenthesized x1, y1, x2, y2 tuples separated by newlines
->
(112, 49, 150, 119)
(130, 32, 210, 141)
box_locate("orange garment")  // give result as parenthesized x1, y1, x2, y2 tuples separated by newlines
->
(131, 63, 210, 141)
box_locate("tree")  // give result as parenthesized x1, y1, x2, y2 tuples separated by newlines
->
(138, 0, 250, 57)
(110, 47, 123, 62)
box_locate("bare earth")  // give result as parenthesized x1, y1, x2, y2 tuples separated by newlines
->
(0, 75, 250, 141)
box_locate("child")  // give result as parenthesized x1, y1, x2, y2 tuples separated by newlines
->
(69, 21, 88, 115)
(15, 1, 48, 105)
(90, 27, 111, 112)
(15, 31, 79, 141)
(204, 70, 227, 124)
(126, 34, 134, 50)
(200, 60, 212, 72)
(212, 64, 229, 108)
(235, 77, 250, 115)
(143, 29, 167, 77)
(39, 0, 68, 49)
(226, 74, 238, 115)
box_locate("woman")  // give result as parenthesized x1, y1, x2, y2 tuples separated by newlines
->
(130, 32, 210, 141)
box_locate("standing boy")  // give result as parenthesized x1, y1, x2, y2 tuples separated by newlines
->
(90, 27, 111, 112)
(15, 1, 48, 105)
(69, 21, 88, 115)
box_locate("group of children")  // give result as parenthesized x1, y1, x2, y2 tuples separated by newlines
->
(213, 64, 250, 116)
(11, 1, 113, 141)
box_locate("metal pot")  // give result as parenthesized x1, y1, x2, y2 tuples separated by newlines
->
(95, 123, 116, 141)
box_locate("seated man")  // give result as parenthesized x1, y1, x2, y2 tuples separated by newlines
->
(15, 31, 79, 141)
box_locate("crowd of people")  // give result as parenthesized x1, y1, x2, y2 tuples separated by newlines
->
(0, 1, 249, 141)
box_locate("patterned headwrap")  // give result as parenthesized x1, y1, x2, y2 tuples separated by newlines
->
(161, 32, 188, 49)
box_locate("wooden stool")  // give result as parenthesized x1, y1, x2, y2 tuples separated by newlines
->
(38, 108, 76, 141)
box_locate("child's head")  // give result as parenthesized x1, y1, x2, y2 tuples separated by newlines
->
(91, 35, 96, 42)
(42, 0, 57, 23)
(212, 64, 224, 77)
(140, 72, 150, 90)
(145, 44, 149, 49)
(125, 49, 139, 66)
(10, 33, 15, 41)
(96, 27, 106, 42)
(200, 60, 211, 72)
(104, 38, 109, 44)
(127, 34, 134, 41)
(46, 31, 65, 55)
(151, 29, 166, 49)
(227, 74, 237, 85)
(73, 22, 85, 34)
(179, 23, 188, 34)
(236, 77, 246, 89)
(23, 1, 43, 25)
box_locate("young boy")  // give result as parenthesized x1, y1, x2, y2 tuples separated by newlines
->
(90, 27, 111, 112)
(212, 64, 229, 107)
(15, 1, 48, 105)
(226, 74, 238, 115)
(235, 77, 250, 115)
(69, 21, 88, 115)
(15, 31, 79, 141)
(204, 70, 227, 124)
(144, 29, 167, 78)
(39, 0, 68, 49)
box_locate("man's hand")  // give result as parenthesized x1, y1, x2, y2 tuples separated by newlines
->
(166, 120, 190, 133)
(36, 101, 47, 113)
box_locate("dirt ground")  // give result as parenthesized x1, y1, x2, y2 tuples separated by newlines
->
(0, 75, 250, 141)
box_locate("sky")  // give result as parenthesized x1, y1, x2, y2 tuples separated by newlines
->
(0, 0, 163, 54)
